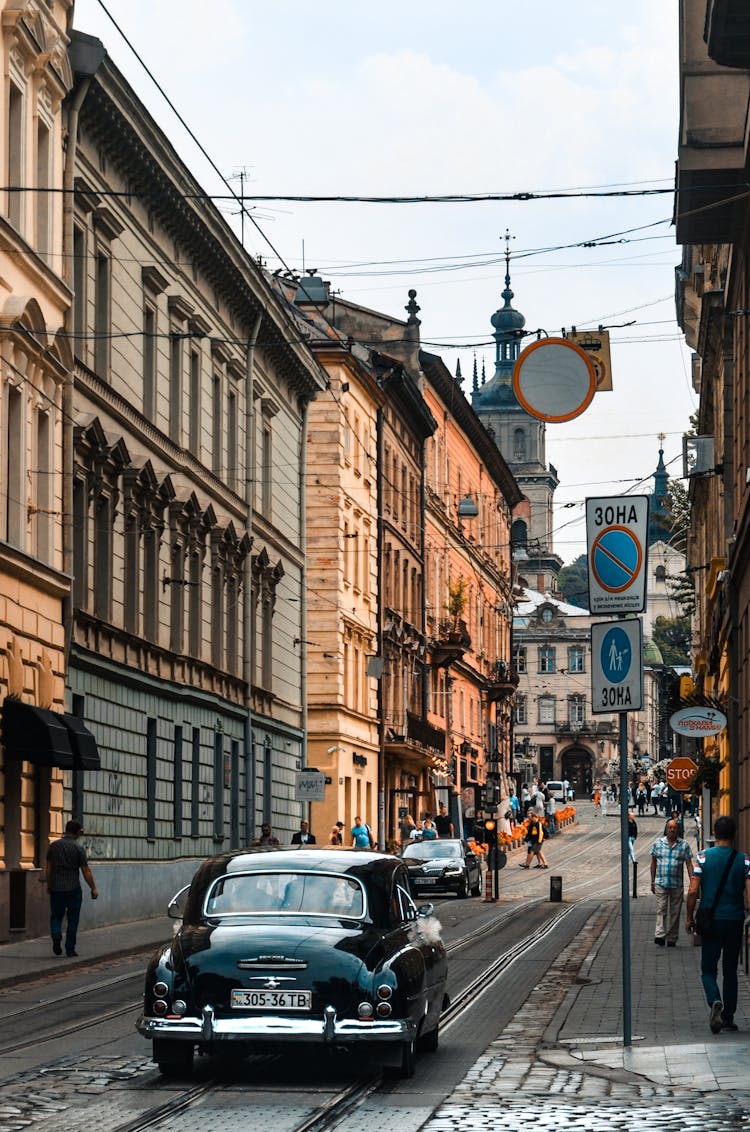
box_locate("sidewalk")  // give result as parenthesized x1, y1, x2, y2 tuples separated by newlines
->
(0, 915, 167, 989)
(431, 893, 750, 1131)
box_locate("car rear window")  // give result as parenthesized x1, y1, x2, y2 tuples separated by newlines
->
(205, 871, 365, 917)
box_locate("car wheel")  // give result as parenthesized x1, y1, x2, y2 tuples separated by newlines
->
(418, 1019, 439, 1053)
(153, 1038, 194, 1078)
(471, 877, 482, 897)
(457, 878, 469, 899)
(399, 1037, 416, 1077)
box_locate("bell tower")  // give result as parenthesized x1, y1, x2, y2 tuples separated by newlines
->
(471, 232, 562, 592)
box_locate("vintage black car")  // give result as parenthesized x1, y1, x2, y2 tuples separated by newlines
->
(137, 848, 448, 1078)
(401, 838, 483, 898)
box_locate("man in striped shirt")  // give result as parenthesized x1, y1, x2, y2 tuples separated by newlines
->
(45, 820, 98, 957)
(650, 818, 693, 946)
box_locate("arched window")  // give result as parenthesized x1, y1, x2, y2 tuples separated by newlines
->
(512, 519, 528, 549)
(654, 564, 666, 581)
(513, 428, 527, 461)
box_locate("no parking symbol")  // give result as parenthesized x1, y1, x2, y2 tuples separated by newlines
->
(586, 496, 650, 614)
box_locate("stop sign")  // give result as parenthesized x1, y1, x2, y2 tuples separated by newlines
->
(666, 757, 698, 791)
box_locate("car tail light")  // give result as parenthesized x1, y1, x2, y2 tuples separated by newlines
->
(153, 981, 169, 997)
(376, 1001, 392, 1017)
(153, 1000, 168, 1015)
(171, 1000, 187, 1016)
(376, 984, 392, 1000)
(357, 1002, 374, 1019)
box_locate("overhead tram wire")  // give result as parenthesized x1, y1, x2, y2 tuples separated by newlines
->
(85, 7, 696, 535)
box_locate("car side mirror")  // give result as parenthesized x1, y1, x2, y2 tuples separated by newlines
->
(417, 902, 435, 918)
(167, 883, 191, 920)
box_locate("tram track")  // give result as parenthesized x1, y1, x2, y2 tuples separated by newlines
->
(0, 854, 581, 1059)
(99, 901, 579, 1132)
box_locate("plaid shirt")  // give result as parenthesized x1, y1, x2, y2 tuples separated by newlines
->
(46, 834, 88, 892)
(651, 835, 692, 888)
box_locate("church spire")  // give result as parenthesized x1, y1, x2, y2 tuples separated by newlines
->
(490, 230, 525, 382)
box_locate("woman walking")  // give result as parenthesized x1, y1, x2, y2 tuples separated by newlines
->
(519, 811, 548, 869)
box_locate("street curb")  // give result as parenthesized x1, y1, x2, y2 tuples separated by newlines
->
(540, 901, 619, 1048)
(0, 934, 166, 990)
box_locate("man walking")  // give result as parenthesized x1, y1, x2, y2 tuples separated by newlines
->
(45, 820, 98, 957)
(434, 802, 454, 838)
(686, 815, 750, 1033)
(650, 818, 693, 946)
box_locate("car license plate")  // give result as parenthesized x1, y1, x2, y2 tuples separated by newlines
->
(419, 876, 438, 883)
(231, 989, 312, 1010)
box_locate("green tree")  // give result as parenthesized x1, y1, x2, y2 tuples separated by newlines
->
(651, 614, 692, 665)
(557, 553, 589, 609)
(665, 479, 690, 551)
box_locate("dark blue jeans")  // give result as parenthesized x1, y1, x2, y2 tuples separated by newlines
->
(50, 887, 83, 954)
(700, 919, 743, 1021)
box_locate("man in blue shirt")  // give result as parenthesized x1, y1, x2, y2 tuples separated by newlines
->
(350, 817, 374, 849)
(650, 818, 693, 946)
(686, 815, 750, 1033)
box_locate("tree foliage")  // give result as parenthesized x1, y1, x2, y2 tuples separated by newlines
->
(651, 614, 692, 665)
(557, 554, 589, 609)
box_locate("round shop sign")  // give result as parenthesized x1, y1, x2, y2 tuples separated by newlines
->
(669, 706, 727, 737)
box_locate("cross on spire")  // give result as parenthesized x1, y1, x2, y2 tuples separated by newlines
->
(503, 228, 516, 287)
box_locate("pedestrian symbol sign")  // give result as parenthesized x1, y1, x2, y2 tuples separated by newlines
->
(591, 619, 643, 713)
(586, 496, 649, 614)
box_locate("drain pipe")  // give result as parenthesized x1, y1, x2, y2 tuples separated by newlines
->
(243, 310, 262, 846)
(61, 74, 90, 667)
(61, 34, 106, 669)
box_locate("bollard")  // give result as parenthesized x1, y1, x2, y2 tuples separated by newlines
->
(632, 861, 638, 899)
(549, 875, 563, 902)
(483, 867, 496, 902)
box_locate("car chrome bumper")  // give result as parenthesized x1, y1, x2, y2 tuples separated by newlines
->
(137, 1003, 417, 1045)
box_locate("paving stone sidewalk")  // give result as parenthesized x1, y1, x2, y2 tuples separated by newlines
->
(423, 886, 750, 1131)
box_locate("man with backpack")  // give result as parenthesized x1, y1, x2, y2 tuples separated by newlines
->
(686, 815, 750, 1033)
(350, 816, 375, 849)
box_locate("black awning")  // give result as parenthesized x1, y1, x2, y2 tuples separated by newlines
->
(61, 714, 101, 771)
(1, 697, 75, 768)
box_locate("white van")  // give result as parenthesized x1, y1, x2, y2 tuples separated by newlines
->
(545, 781, 567, 801)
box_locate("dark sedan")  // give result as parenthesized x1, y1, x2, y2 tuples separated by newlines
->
(137, 848, 448, 1078)
(401, 838, 482, 898)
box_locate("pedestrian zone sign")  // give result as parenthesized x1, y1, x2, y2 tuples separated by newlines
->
(586, 495, 650, 614)
(591, 619, 643, 714)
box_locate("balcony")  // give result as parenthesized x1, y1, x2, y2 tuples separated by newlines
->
(385, 711, 446, 763)
(556, 720, 597, 739)
(705, 0, 750, 68)
(486, 660, 520, 703)
(431, 619, 471, 669)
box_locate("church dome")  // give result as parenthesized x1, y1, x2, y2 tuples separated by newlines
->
(643, 637, 664, 666)
(491, 281, 526, 334)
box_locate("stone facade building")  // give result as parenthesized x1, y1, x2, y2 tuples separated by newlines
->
(674, 0, 750, 829)
(54, 34, 324, 927)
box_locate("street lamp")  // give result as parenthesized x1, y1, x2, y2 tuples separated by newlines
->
(457, 492, 479, 518)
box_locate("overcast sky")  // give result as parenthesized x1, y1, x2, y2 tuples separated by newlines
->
(73, 0, 695, 565)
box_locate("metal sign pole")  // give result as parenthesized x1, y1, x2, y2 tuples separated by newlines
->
(620, 711, 632, 1047)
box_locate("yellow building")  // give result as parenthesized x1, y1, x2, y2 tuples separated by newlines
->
(0, 0, 77, 938)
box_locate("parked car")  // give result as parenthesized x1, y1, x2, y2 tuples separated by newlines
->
(545, 781, 566, 802)
(137, 848, 448, 1078)
(400, 837, 482, 898)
